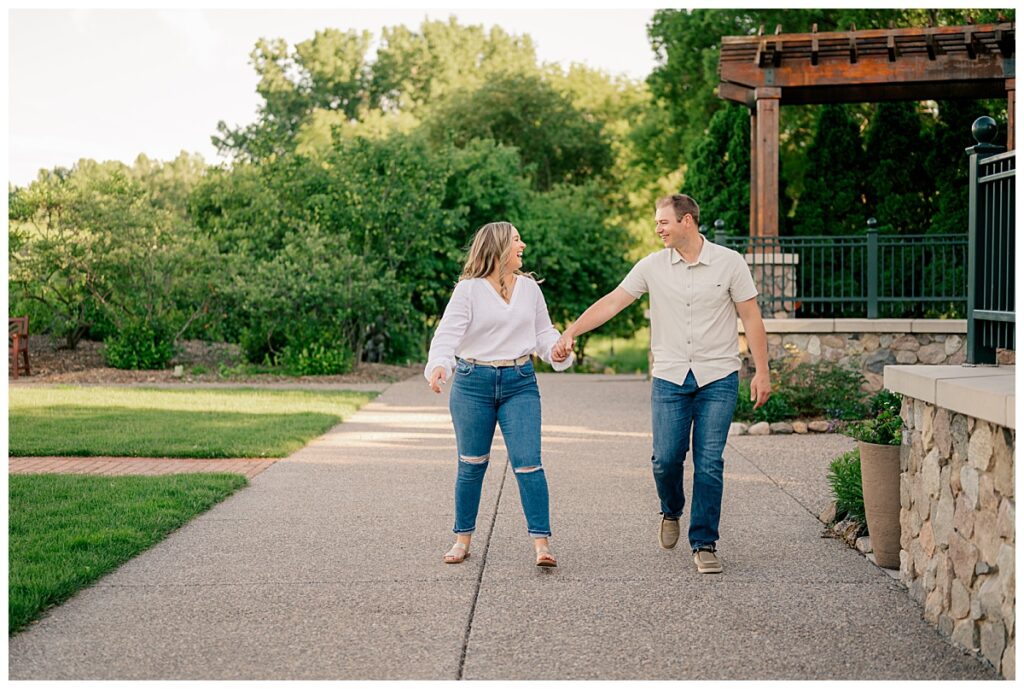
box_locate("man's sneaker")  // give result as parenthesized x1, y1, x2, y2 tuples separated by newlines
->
(659, 517, 680, 549)
(693, 546, 723, 574)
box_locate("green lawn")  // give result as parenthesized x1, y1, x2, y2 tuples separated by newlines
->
(9, 473, 248, 634)
(586, 327, 650, 374)
(9, 386, 376, 458)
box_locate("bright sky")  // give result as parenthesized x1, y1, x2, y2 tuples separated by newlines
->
(8, 8, 658, 186)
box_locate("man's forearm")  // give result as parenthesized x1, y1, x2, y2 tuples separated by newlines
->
(743, 315, 769, 374)
(565, 294, 625, 339)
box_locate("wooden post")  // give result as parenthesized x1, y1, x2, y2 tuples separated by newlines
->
(749, 108, 758, 236)
(1007, 78, 1015, 150)
(754, 87, 781, 237)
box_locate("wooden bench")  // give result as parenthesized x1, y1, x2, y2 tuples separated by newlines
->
(9, 316, 30, 378)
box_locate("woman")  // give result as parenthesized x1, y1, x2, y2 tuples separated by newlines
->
(425, 221, 574, 567)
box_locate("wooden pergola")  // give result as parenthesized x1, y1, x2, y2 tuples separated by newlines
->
(717, 22, 1016, 237)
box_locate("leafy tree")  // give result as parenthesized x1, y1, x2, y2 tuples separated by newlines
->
(369, 18, 538, 113)
(547, 63, 680, 258)
(444, 138, 531, 236)
(426, 72, 614, 191)
(791, 104, 866, 236)
(682, 103, 750, 236)
(213, 19, 540, 161)
(927, 98, 1008, 235)
(315, 134, 466, 325)
(294, 106, 419, 156)
(129, 152, 208, 215)
(9, 159, 216, 362)
(222, 224, 413, 366)
(192, 133, 470, 361)
(9, 170, 94, 348)
(863, 101, 933, 235)
(212, 29, 373, 159)
(518, 183, 644, 360)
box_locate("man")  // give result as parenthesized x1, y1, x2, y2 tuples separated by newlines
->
(552, 194, 770, 574)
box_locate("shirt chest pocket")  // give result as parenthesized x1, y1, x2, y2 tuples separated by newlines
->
(693, 279, 729, 308)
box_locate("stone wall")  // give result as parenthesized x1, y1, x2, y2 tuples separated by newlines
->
(899, 398, 1015, 678)
(738, 329, 966, 392)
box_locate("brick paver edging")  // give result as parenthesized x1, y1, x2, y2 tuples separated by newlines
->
(8, 457, 277, 479)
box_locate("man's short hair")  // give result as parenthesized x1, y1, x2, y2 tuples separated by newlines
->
(656, 194, 700, 225)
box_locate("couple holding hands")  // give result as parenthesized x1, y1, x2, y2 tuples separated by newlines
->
(424, 194, 771, 573)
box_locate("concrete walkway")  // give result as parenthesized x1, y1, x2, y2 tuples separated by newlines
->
(8, 374, 998, 680)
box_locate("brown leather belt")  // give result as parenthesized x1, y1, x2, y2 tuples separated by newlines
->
(461, 355, 531, 367)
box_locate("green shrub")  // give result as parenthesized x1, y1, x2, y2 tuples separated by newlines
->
(238, 326, 286, 367)
(734, 359, 869, 423)
(777, 360, 868, 421)
(735, 379, 796, 423)
(827, 448, 865, 525)
(869, 388, 903, 417)
(734, 380, 754, 421)
(103, 321, 175, 370)
(842, 388, 903, 446)
(278, 339, 355, 376)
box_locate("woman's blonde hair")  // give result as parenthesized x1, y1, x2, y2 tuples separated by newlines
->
(459, 221, 537, 300)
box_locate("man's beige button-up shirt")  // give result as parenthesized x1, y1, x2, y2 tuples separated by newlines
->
(619, 239, 758, 387)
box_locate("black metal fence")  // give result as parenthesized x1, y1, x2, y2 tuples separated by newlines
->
(705, 223, 968, 319)
(966, 117, 1015, 364)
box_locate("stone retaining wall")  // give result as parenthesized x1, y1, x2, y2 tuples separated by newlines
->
(899, 398, 1015, 678)
(739, 329, 966, 392)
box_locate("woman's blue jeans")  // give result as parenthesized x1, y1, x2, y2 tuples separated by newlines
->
(449, 358, 551, 538)
(651, 370, 738, 551)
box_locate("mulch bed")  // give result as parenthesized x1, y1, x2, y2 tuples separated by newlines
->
(14, 336, 420, 385)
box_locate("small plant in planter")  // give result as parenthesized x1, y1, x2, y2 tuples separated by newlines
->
(840, 407, 902, 446)
(841, 388, 904, 569)
(827, 448, 866, 526)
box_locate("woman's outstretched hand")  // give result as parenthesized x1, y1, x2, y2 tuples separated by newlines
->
(429, 366, 447, 394)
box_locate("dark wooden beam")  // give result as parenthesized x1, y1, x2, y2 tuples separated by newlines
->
(965, 29, 976, 59)
(749, 110, 758, 235)
(995, 29, 1013, 57)
(722, 22, 1006, 46)
(754, 87, 781, 238)
(925, 31, 944, 60)
(754, 38, 766, 67)
(717, 81, 756, 107)
(775, 80, 1008, 105)
(721, 53, 1008, 90)
(1008, 78, 1016, 150)
(887, 33, 898, 62)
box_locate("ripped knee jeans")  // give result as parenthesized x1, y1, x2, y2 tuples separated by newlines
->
(448, 357, 551, 538)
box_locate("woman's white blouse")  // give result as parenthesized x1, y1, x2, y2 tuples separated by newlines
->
(424, 276, 575, 382)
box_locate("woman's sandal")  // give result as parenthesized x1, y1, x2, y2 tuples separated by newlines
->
(443, 541, 470, 564)
(535, 545, 557, 568)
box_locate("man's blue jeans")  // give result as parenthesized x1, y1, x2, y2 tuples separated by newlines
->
(448, 358, 551, 537)
(651, 370, 738, 551)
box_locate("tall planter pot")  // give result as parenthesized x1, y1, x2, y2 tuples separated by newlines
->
(858, 440, 902, 569)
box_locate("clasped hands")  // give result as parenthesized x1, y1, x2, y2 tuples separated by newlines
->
(551, 332, 574, 363)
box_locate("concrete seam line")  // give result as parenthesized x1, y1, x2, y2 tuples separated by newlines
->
(725, 441, 819, 520)
(456, 455, 508, 680)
